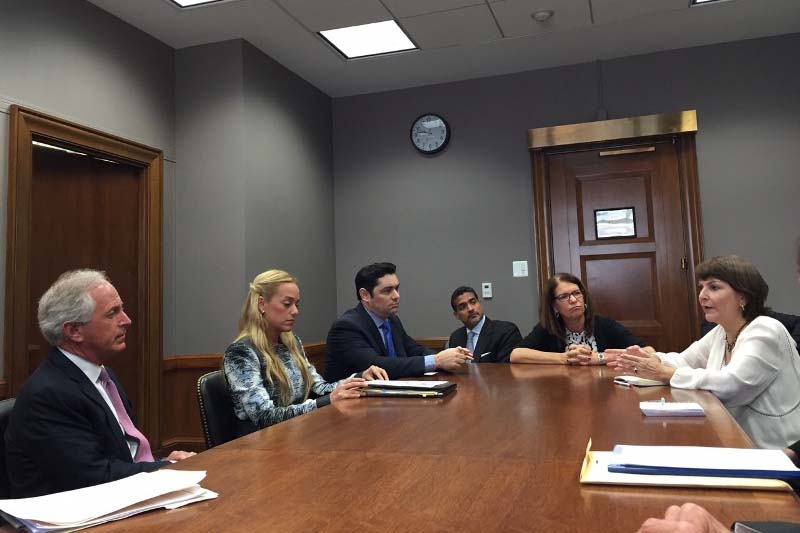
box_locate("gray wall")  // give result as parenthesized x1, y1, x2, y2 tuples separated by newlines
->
(332, 33, 800, 338)
(242, 42, 336, 344)
(0, 0, 175, 366)
(173, 40, 335, 353)
(174, 41, 247, 354)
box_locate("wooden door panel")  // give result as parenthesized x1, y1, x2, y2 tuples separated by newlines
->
(30, 145, 142, 407)
(576, 171, 653, 243)
(583, 253, 664, 348)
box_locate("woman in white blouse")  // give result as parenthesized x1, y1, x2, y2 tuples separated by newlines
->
(610, 255, 800, 449)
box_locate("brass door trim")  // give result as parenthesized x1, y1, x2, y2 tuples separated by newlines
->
(528, 110, 697, 149)
(599, 146, 656, 157)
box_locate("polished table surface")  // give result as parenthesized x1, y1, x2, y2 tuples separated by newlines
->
(101, 364, 800, 531)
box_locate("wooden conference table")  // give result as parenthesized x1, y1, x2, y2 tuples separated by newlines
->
(101, 364, 800, 531)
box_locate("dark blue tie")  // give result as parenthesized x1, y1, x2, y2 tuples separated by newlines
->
(380, 321, 397, 357)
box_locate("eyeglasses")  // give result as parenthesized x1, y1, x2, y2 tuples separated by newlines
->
(553, 290, 583, 303)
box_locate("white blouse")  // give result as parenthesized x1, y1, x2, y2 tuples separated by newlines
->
(658, 316, 800, 449)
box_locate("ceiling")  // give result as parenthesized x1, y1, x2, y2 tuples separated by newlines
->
(87, 0, 800, 97)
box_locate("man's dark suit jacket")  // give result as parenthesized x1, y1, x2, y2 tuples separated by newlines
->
(447, 316, 522, 363)
(5, 348, 166, 498)
(325, 303, 434, 381)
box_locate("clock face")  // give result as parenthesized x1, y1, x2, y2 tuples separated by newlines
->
(410, 113, 450, 154)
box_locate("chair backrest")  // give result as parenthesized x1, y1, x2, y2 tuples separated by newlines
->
(196, 371, 237, 449)
(0, 398, 17, 499)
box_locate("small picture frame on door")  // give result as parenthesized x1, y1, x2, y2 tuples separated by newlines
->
(594, 207, 636, 239)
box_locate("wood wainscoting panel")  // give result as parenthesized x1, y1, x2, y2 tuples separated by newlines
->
(158, 339, 447, 454)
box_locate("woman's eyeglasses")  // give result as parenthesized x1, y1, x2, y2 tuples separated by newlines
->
(553, 290, 583, 303)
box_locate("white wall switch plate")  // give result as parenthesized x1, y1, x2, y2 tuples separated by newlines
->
(481, 282, 492, 299)
(512, 261, 528, 277)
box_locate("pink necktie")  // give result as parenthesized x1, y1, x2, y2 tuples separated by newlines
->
(98, 368, 155, 462)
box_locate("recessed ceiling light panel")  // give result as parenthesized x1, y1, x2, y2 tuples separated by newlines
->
(319, 20, 417, 59)
(167, 0, 239, 9)
(689, 0, 733, 6)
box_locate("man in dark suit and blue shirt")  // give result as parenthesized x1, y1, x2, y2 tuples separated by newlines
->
(325, 262, 473, 381)
(447, 286, 522, 363)
(5, 269, 195, 498)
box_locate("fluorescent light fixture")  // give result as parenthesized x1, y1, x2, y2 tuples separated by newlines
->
(319, 20, 416, 59)
(168, 0, 231, 8)
(690, 0, 733, 6)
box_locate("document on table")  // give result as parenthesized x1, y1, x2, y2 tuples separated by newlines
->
(580, 440, 791, 491)
(613, 375, 668, 387)
(0, 469, 217, 532)
(367, 380, 453, 390)
(639, 401, 705, 416)
(608, 444, 800, 479)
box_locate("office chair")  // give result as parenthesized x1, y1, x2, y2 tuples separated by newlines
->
(0, 398, 17, 499)
(196, 371, 237, 449)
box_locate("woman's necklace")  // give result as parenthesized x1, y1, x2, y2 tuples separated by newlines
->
(723, 321, 749, 366)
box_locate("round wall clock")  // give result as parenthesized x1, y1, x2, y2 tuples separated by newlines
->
(410, 113, 450, 154)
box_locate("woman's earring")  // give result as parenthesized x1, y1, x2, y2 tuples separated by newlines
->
(555, 311, 560, 318)
(740, 302, 746, 312)
(584, 303, 588, 310)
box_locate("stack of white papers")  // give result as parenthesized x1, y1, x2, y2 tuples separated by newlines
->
(0, 470, 217, 532)
(613, 375, 668, 387)
(367, 380, 450, 389)
(640, 401, 705, 416)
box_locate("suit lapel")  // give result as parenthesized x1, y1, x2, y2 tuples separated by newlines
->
(474, 318, 494, 361)
(356, 304, 388, 356)
(453, 327, 468, 349)
(49, 348, 132, 456)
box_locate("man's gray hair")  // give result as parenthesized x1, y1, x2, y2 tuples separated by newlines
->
(38, 269, 110, 346)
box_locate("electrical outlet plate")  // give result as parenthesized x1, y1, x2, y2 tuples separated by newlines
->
(512, 261, 528, 277)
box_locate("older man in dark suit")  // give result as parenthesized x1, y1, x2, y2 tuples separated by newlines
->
(5, 269, 195, 498)
(325, 262, 473, 381)
(447, 286, 522, 363)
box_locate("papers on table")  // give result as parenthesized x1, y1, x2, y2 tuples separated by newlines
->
(0, 469, 217, 532)
(367, 380, 451, 389)
(364, 379, 456, 397)
(613, 375, 668, 387)
(640, 401, 705, 417)
(580, 440, 792, 490)
(608, 444, 800, 478)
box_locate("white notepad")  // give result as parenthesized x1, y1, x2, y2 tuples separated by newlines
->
(640, 401, 705, 416)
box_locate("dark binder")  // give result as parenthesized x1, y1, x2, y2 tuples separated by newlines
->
(364, 381, 456, 398)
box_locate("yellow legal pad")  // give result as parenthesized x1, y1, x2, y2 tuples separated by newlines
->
(579, 439, 791, 491)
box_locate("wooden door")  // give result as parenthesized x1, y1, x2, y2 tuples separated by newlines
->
(5, 106, 163, 445)
(28, 144, 142, 407)
(545, 140, 696, 351)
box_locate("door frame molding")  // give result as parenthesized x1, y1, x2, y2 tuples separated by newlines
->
(4, 105, 163, 444)
(528, 110, 703, 340)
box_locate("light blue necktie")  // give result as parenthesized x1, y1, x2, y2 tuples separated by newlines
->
(467, 330, 477, 353)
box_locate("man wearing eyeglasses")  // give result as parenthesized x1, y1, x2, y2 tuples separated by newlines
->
(446, 286, 522, 363)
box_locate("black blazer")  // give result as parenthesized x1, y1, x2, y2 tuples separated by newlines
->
(447, 317, 522, 363)
(4, 348, 165, 498)
(324, 303, 434, 381)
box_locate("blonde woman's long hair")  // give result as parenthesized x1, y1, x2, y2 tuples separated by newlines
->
(234, 270, 311, 404)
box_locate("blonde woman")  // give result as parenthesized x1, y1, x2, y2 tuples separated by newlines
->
(224, 270, 387, 436)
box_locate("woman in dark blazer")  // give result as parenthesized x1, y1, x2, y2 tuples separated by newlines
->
(510, 272, 653, 365)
